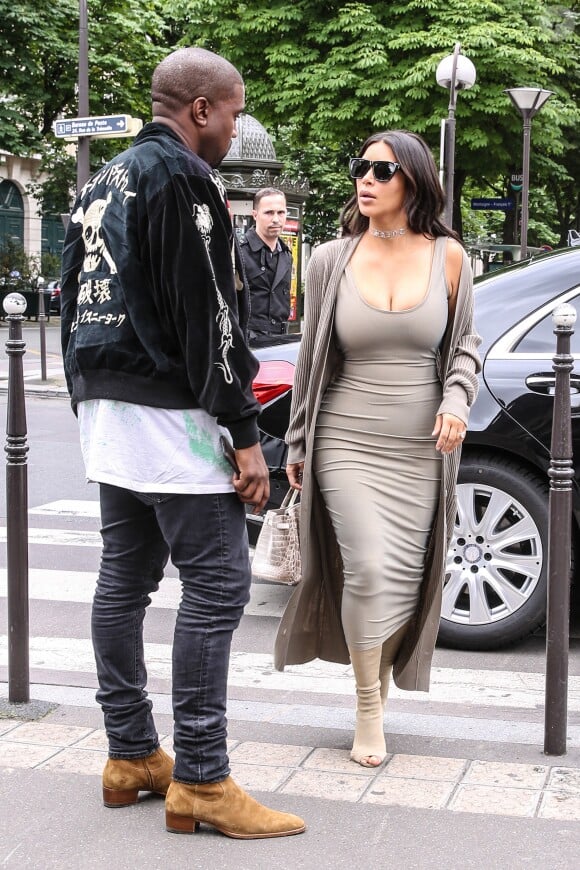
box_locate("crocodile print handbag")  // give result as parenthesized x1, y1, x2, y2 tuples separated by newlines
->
(251, 488, 301, 586)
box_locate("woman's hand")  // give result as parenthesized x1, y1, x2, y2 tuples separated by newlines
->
(432, 413, 466, 454)
(286, 461, 304, 491)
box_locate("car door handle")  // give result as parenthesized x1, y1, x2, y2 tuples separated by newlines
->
(526, 374, 580, 398)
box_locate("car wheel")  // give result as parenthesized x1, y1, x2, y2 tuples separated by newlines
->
(438, 453, 563, 650)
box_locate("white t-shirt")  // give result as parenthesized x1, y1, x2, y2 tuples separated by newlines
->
(77, 399, 235, 494)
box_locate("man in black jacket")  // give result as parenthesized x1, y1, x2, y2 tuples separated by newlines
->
(61, 47, 304, 840)
(240, 188, 293, 345)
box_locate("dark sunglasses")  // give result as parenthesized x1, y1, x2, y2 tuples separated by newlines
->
(349, 157, 401, 183)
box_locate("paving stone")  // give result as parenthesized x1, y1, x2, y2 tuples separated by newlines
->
(0, 719, 23, 736)
(6, 722, 93, 746)
(364, 775, 455, 809)
(463, 760, 548, 789)
(538, 790, 580, 820)
(37, 747, 105, 776)
(229, 762, 291, 791)
(449, 784, 540, 817)
(2, 718, 579, 821)
(229, 741, 312, 766)
(74, 730, 109, 751)
(0, 740, 59, 768)
(280, 769, 369, 802)
(546, 766, 580, 793)
(384, 753, 466, 781)
(302, 747, 380, 775)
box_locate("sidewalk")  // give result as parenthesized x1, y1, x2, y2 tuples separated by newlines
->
(1, 694, 580, 870)
(2, 701, 580, 820)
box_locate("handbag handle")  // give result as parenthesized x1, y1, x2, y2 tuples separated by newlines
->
(280, 487, 300, 509)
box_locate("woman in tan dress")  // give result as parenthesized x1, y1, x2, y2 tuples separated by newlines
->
(277, 131, 481, 768)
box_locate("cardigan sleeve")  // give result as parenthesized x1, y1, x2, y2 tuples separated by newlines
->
(437, 248, 482, 424)
(285, 245, 327, 463)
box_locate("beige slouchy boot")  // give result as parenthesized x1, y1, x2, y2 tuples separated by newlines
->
(379, 622, 410, 706)
(349, 645, 385, 768)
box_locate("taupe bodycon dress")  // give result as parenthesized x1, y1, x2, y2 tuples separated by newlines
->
(313, 236, 449, 651)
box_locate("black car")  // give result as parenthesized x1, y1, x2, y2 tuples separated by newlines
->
(248, 246, 580, 651)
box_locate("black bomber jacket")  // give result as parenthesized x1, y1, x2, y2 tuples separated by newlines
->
(61, 123, 260, 449)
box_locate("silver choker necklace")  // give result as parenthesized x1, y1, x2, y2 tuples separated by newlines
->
(370, 227, 407, 239)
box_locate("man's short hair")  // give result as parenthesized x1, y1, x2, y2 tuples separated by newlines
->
(152, 47, 242, 112)
(252, 188, 286, 209)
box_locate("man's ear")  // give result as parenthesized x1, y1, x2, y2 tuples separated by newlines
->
(191, 96, 209, 127)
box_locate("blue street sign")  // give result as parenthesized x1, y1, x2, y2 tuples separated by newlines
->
(471, 197, 515, 211)
(53, 115, 129, 138)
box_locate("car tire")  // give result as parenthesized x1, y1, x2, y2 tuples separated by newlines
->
(438, 452, 567, 650)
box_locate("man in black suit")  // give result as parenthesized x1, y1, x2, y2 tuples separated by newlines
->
(240, 187, 293, 345)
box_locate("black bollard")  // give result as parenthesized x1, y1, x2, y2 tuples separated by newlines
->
(544, 302, 576, 756)
(3, 292, 30, 703)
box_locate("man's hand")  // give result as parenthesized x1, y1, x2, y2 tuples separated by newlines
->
(232, 443, 270, 513)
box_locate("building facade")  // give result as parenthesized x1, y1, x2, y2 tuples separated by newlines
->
(0, 151, 64, 271)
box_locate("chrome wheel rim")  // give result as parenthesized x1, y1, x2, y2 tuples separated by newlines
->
(443, 482, 543, 626)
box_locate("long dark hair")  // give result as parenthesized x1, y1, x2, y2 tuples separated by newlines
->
(340, 130, 459, 241)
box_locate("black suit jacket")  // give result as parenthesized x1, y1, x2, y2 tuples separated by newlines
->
(239, 226, 292, 335)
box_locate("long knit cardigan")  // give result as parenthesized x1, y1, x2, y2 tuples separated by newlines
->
(274, 234, 482, 691)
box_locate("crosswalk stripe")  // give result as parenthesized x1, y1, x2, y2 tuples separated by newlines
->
(0, 569, 290, 617)
(29, 500, 100, 518)
(0, 527, 102, 547)
(1, 635, 578, 712)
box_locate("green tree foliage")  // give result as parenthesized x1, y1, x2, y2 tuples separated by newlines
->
(167, 0, 580, 243)
(0, 1, 78, 152)
(0, 239, 41, 289)
(0, 0, 170, 210)
(2, 1, 578, 244)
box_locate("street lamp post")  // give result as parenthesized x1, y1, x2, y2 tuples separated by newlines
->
(504, 87, 553, 260)
(436, 43, 476, 229)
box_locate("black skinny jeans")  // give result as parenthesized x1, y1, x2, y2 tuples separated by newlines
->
(92, 483, 251, 784)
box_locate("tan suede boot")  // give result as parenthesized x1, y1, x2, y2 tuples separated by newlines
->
(165, 776, 306, 839)
(349, 645, 385, 768)
(102, 747, 174, 807)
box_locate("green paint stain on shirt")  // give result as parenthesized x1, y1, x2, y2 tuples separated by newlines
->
(182, 412, 223, 469)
